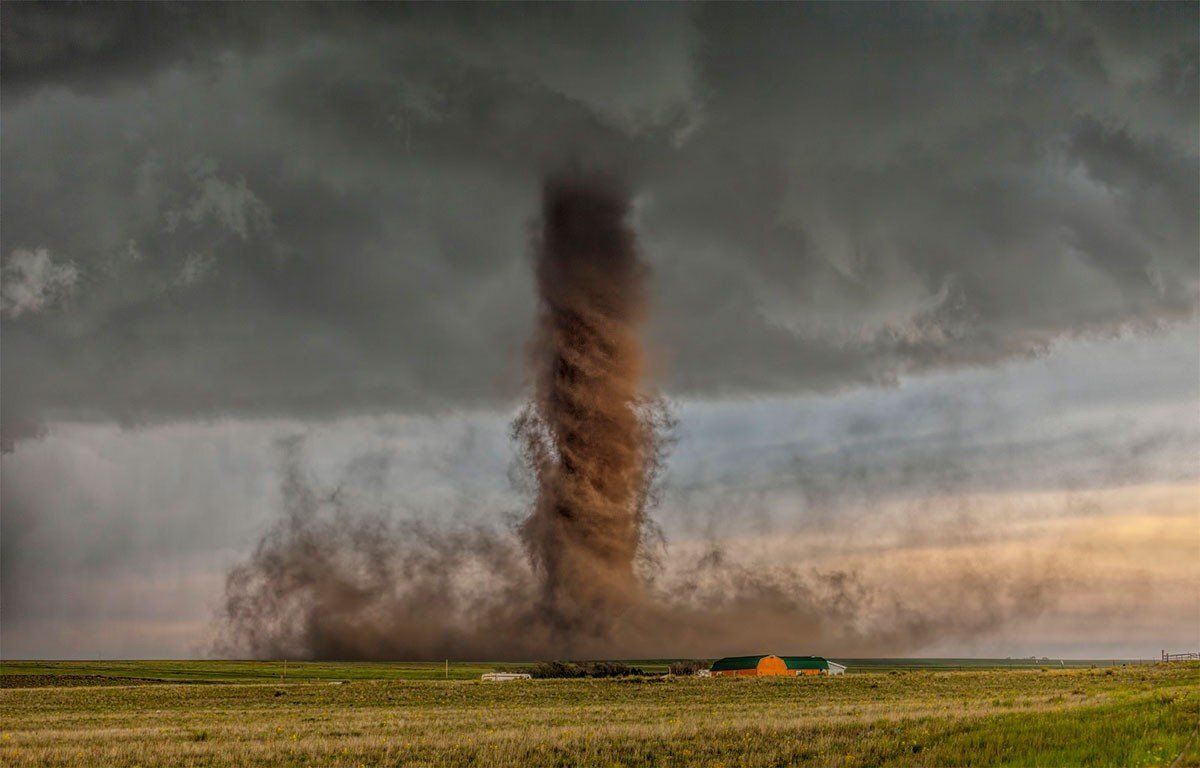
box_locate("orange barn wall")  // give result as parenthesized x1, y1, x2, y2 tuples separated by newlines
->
(712, 669, 759, 677)
(756, 656, 793, 676)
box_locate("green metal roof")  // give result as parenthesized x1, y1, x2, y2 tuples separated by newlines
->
(710, 655, 770, 671)
(710, 655, 832, 672)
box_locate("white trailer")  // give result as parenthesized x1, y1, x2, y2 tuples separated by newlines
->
(480, 672, 532, 681)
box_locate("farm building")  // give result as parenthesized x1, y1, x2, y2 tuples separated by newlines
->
(710, 655, 846, 677)
(480, 672, 532, 681)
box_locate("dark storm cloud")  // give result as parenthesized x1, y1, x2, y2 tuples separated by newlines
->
(2, 3, 1196, 448)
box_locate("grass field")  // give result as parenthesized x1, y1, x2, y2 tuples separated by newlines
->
(1, 661, 1197, 767)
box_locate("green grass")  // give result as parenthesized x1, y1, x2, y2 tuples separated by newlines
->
(0, 660, 528, 683)
(832, 657, 1156, 671)
(1, 661, 1196, 767)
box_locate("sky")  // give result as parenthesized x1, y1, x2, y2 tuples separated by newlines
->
(1, 3, 1197, 660)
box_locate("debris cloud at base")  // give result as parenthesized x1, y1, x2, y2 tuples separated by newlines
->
(217, 172, 1057, 661)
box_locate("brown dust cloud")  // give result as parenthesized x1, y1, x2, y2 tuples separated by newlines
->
(218, 171, 1057, 660)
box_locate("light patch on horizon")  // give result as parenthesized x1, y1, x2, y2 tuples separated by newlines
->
(670, 485, 1199, 658)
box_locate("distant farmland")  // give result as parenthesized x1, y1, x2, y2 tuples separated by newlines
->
(0, 656, 1160, 683)
(1, 660, 1197, 767)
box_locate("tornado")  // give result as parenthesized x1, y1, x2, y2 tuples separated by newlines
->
(218, 171, 1039, 661)
(515, 171, 663, 638)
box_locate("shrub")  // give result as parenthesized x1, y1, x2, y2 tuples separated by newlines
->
(668, 660, 708, 676)
(588, 661, 647, 678)
(525, 661, 585, 679)
(524, 661, 649, 679)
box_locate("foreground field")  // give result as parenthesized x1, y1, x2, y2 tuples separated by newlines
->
(1, 662, 1197, 767)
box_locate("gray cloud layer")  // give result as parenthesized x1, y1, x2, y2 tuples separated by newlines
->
(2, 3, 1197, 449)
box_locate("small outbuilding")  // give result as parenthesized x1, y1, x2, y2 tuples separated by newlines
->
(710, 655, 846, 677)
(480, 672, 532, 681)
(784, 656, 846, 676)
